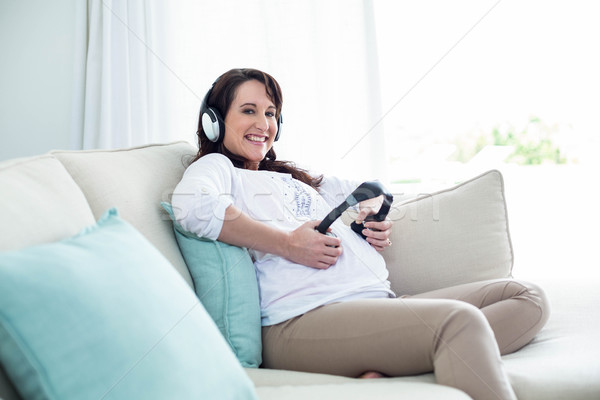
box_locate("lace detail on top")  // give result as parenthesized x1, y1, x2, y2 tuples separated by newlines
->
(280, 176, 317, 220)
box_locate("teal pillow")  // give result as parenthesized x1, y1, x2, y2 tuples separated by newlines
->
(161, 202, 262, 368)
(0, 208, 258, 400)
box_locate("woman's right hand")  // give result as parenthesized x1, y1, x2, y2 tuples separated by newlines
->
(285, 221, 342, 269)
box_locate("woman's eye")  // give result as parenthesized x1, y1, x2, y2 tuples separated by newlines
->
(243, 109, 255, 114)
(266, 111, 275, 118)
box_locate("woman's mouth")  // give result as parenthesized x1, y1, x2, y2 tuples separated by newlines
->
(245, 134, 267, 143)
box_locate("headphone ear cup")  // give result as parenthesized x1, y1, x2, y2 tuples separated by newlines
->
(274, 114, 283, 142)
(202, 107, 225, 143)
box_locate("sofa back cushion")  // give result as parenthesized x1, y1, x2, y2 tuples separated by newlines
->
(383, 170, 513, 295)
(0, 155, 96, 251)
(53, 142, 196, 287)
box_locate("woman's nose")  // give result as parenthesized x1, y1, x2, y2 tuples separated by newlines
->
(255, 115, 269, 132)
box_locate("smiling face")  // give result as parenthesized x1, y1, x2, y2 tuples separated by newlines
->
(222, 80, 279, 170)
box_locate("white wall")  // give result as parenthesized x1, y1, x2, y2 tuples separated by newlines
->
(0, 0, 78, 161)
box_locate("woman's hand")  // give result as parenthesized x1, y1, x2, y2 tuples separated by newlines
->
(218, 205, 342, 268)
(360, 218, 393, 251)
(356, 195, 384, 221)
(285, 221, 342, 269)
(356, 195, 393, 252)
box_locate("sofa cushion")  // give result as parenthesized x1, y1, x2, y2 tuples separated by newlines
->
(503, 276, 600, 400)
(254, 382, 471, 400)
(52, 141, 197, 287)
(248, 367, 470, 400)
(0, 208, 258, 400)
(383, 170, 513, 295)
(162, 202, 262, 368)
(0, 155, 95, 251)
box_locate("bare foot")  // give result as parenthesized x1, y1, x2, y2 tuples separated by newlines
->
(357, 371, 384, 379)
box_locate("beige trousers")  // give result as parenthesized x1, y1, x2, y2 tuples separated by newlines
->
(262, 278, 550, 400)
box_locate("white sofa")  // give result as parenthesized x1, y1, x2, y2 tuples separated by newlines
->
(1, 141, 598, 400)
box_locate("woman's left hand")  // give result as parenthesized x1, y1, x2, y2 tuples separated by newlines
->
(356, 196, 393, 252)
(361, 218, 393, 251)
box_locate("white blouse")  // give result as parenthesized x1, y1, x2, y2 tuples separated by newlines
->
(172, 153, 394, 326)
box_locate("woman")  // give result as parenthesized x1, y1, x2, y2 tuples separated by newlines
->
(172, 68, 549, 400)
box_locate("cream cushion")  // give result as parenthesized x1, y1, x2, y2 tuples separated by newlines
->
(383, 170, 513, 295)
(254, 381, 470, 400)
(247, 368, 470, 400)
(52, 142, 197, 286)
(0, 155, 95, 251)
(502, 277, 600, 399)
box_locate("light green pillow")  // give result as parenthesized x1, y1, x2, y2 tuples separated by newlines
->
(0, 208, 258, 400)
(161, 202, 262, 368)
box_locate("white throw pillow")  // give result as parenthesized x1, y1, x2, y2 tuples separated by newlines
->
(382, 170, 513, 295)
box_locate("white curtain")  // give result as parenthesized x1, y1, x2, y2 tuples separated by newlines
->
(72, 0, 386, 181)
(164, 0, 386, 181)
(72, 0, 171, 150)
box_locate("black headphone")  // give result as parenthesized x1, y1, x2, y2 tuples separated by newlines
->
(199, 81, 283, 143)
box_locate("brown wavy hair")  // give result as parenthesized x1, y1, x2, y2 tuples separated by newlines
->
(193, 68, 322, 189)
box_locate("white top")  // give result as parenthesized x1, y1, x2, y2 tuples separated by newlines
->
(172, 153, 394, 326)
